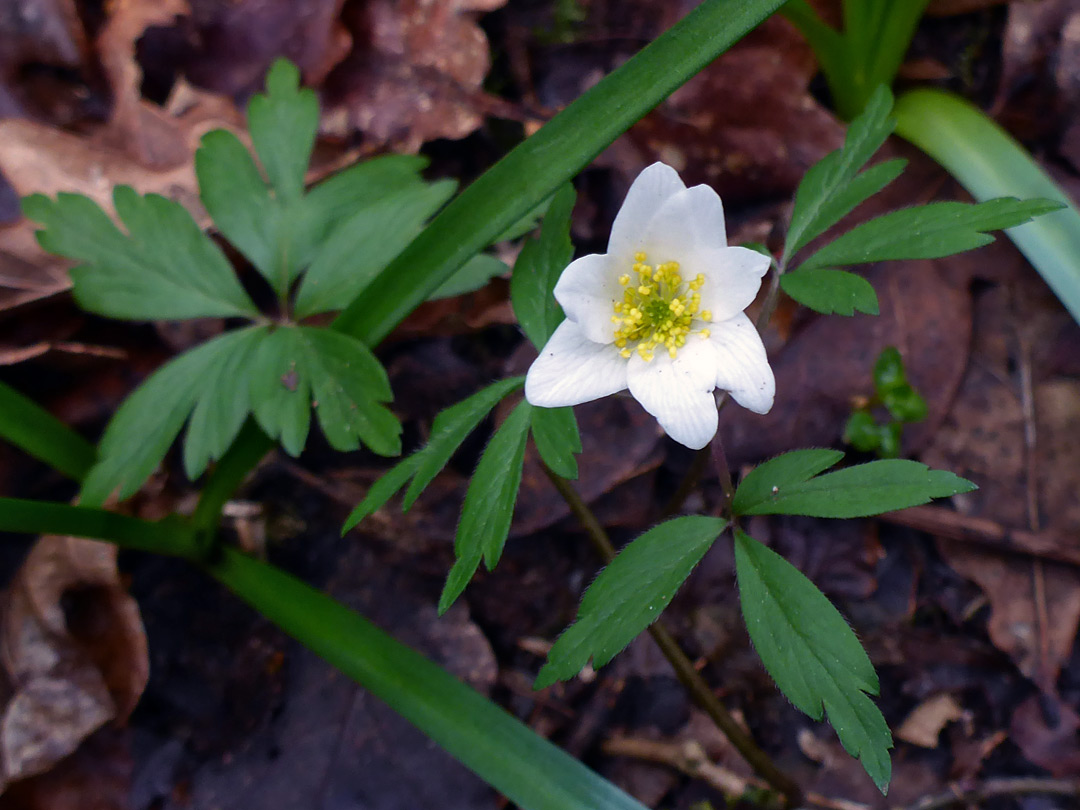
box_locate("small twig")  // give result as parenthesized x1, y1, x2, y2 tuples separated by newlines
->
(710, 431, 737, 517)
(901, 778, 1080, 810)
(542, 464, 804, 807)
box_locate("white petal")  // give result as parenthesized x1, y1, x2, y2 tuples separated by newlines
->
(552, 253, 620, 343)
(525, 319, 628, 407)
(708, 313, 775, 414)
(626, 339, 719, 449)
(642, 185, 727, 261)
(608, 163, 685, 262)
(688, 245, 771, 322)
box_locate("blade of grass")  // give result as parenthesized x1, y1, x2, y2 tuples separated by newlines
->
(209, 546, 649, 810)
(894, 88, 1080, 324)
(0, 381, 96, 481)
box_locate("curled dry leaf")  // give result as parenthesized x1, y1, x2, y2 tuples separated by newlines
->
(0, 535, 148, 792)
(896, 693, 965, 749)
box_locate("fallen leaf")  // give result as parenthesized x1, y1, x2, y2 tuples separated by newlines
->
(896, 693, 965, 748)
(1010, 693, 1080, 776)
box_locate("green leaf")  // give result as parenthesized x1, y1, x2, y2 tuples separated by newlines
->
(734, 529, 892, 793)
(883, 384, 927, 423)
(428, 254, 509, 300)
(247, 59, 318, 204)
(439, 400, 533, 613)
(404, 377, 525, 509)
(493, 195, 554, 242)
(872, 346, 905, 393)
(182, 326, 268, 479)
(0, 381, 96, 482)
(735, 454, 977, 518)
(80, 329, 263, 506)
(530, 406, 582, 479)
(341, 454, 423, 534)
(511, 184, 576, 348)
(842, 410, 880, 453)
(877, 422, 902, 459)
(732, 448, 844, 515)
(780, 268, 879, 316)
(785, 86, 899, 263)
(800, 197, 1065, 270)
(250, 326, 400, 458)
(294, 180, 456, 318)
(23, 188, 259, 321)
(536, 516, 726, 688)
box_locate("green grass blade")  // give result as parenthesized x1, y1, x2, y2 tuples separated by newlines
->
(209, 547, 650, 810)
(0, 381, 96, 481)
(333, 0, 787, 345)
(894, 88, 1080, 324)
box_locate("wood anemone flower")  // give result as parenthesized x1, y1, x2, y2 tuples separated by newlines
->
(525, 162, 775, 449)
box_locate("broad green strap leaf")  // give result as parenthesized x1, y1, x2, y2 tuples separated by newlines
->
(735, 455, 976, 518)
(439, 400, 533, 613)
(530, 406, 582, 479)
(732, 448, 844, 515)
(0, 381, 96, 481)
(250, 326, 400, 457)
(511, 184, 576, 348)
(247, 59, 318, 204)
(80, 329, 260, 506)
(536, 516, 726, 688)
(182, 326, 269, 479)
(428, 254, 509, 300)
(780, 268, 879, 316)
(212, 547, 651, 810)
(404, 377, 525, 509)
(734, 529, 892, 793)
(23, 188, 259, 321)
(294, 180, 457, 318)
(784, 86, 899, 263)
(341, 455, 422, 534)
(800, 197, 1064, 270)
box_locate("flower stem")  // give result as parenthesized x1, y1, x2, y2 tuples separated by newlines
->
(541, 464, 803, 807)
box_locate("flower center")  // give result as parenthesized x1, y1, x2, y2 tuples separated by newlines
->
(611, 252, 713, 361)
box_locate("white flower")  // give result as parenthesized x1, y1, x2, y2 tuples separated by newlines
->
(524, 162, 775, 450)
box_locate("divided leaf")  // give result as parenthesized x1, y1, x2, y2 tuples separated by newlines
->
(535, 516, 727, 689)
(784, 86, 900, 263)
(249, 326, 400, 458)
(439, 401, 533, 614)
(801, 197, 1065, 270)
(341, 455, 422, 534)
(511, 183, 576, 348)
(780, 268, 879, 316)
(23, 188, 259, 321)
(733, 451, 976, 518)
(530, 406, 582, 479)
(247, 59, 319, 204)
(428, 254, 509, 300)
(80, 327, 266, 506)
(735, 529, 892, 793)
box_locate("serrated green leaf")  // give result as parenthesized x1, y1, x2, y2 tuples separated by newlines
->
(341, 454, 423, 534)
(247, 59, 318, 204)
(404, 377, 525, 510)
(530, 406, 581, 479)
(780, 268, 879, 316)
(294, 180, 456, 318)
(535, 516, 726, 689)
(80, 329, 259, 506)
(785, 87, 898, 263)
(24, 188, 258, 321)
(801, 197, 1065, 270)
(736, 457, 977, 518)
(511, 184, 576, 348)
(732, 448, 844, 515)
(250, 326, 400, 457)
(438, 400, 533, 613)
(734, 529, 892, 793)
(428, 254, 509, 300)
(183, 325, 269, 479)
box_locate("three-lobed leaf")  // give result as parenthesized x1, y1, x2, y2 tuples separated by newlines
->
(801, 197, 1065, 270)
(780, 268, 879, 316)
(733, 449, 976, 518)
(511, 184, 576, 349)
(535, 516, 727, 688)
(23, 188, 259, 321)
(734, 529, 892, 793)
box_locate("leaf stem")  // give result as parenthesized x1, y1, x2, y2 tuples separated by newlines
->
(540, 464, 803, 807)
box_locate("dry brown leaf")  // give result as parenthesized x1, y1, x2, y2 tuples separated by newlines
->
(0, 536, 148, 792)
(896, 693, 965, 748)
